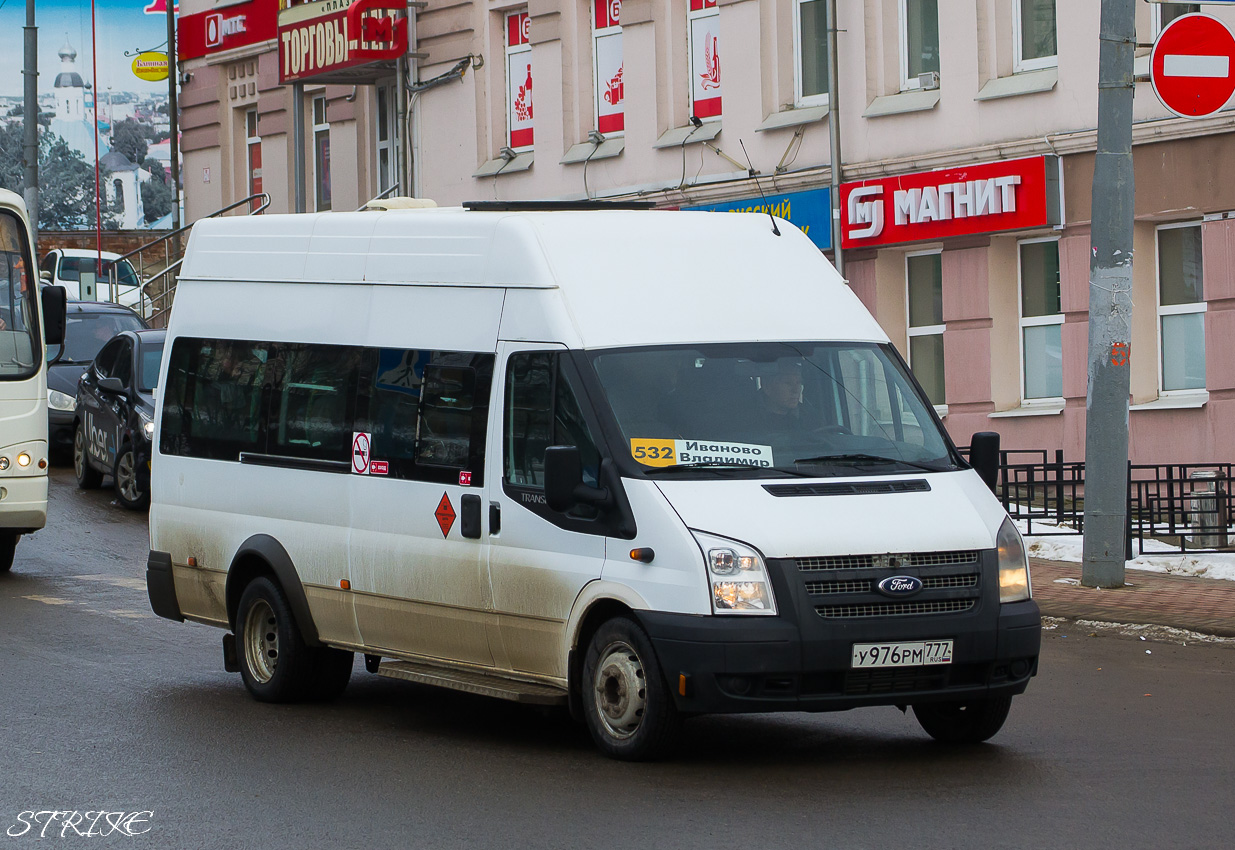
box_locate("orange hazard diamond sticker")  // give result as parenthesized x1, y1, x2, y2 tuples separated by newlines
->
(435, 493, 456, 538)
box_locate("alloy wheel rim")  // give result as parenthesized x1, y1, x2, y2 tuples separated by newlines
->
(116, 451, 140, 502)
(243, 599, 279, 684)
(593, 640, 647, 740)
(73, 428, 86, 480)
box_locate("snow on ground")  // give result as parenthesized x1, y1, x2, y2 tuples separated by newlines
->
(1014, 517, 1235, 583)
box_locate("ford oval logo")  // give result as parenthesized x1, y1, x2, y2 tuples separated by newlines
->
(877, 576, 923, 597)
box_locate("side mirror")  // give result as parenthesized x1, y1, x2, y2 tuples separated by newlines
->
(544, 446, 610, 513)
(969, 431, 1001, 494)
(41, 285, 67, 346)
(98, 376, 126, 394)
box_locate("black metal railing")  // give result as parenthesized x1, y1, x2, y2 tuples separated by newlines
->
(959, 447, 1234, 555)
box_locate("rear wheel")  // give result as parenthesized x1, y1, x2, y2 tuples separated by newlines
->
(236, 577, 318, 702)
(74, 422, 103, 489)
(0, 532, 18, 573)
(913, 695, 1013, 744)
(582, 617, 681, 761)
(113, 444, 149, 510)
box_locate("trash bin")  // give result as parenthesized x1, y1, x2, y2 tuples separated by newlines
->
(1186, 470, 1229, 549)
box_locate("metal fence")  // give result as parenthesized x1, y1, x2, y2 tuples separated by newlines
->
(958, 448, 1234, 556)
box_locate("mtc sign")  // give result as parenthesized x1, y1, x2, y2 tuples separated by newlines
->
(1151, 13, 1235, 118)
(840, 156, 1060, 250)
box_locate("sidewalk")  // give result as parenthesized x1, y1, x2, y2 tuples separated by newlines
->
(1031, 558, 1235, 637)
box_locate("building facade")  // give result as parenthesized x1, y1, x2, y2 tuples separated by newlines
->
(180, 0, 1235, 464)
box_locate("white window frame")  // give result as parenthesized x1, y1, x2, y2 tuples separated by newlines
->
(592, 0, 624, 136)
(1013, 0, 1058, 73)
(1153, 3, 1200, 38)
(375, 83, 398, 194)
(312, 95, 330, 212)
(1155, 221, 1207, 395)
(245, 108, 260, 199)
(793, 0, 829, 108)
(1017, 236, 1064, 404)
(898, 0, 939, 92)
(905, 249, 946, 410)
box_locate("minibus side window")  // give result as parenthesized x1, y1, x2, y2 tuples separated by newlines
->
(159, 337, 270, 460)
(504, 352, 601, 519)
(360, 348, 427, 479)
(266, 343, 363, 463)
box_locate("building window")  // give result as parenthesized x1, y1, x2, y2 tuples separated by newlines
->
(794, 0, 829, 106)
(312, 96, 331, 211)
(375, 84, 398, 193)
(688, 0, 721, 120)
(906, 251, 945, 406)
(1154, 3, 1199, 36)
(1019, 238, 1062, 401)
(593, 0, 624, 134)
(246, 109, 262, 210)
(899, 0, 939, 90)
(1157, 223, 1206, 392)
(506, 10, 534, 150)
(1013, 0, 1057, 72)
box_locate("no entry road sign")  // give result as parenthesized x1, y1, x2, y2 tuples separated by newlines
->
(1151, 13, 1235, 118)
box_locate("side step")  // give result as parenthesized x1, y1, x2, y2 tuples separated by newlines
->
(376, 659, 568, 706)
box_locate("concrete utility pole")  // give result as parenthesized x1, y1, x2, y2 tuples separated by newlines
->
(1082, 0, 1136, 588)
(826, 0, 843, 278)
(166, 0, 181, 232)
(22, 0, 38, 248)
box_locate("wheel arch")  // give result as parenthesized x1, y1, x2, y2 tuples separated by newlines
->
(225, 534, 322, 646)
(564, 582, 650, 722)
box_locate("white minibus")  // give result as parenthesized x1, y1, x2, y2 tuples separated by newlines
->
(0, 189, 66, 572)
(146, 202, 1040, 760)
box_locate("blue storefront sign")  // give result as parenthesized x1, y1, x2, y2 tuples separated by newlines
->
(683, 187, 833, 250)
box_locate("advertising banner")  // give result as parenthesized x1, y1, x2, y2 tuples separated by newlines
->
(506, 11, 533, 149)
(278, 0, 406, 85)
(180, 0, 278, 61)
(685, 188, 833, 251)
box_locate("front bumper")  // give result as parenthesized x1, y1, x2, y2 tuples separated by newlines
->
(0, 474, 48, 530)
(48, 410, 75, 450)
(637, 551, 1040, 714)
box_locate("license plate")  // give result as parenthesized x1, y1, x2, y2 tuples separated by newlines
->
(851, 640, 953, 668)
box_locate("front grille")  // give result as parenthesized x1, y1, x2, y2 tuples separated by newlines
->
(844, 667, 949, 696)
(816, 599, 976, 619)
(805, 573, 978, 595)
(796, 550, 980, 571)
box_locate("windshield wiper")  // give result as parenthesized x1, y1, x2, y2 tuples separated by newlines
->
(792, 453, 948, 472)
(645, 462, 784, 476)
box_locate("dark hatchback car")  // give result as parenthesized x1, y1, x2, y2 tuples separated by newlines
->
(48, 302, 148, 454)
(74, 328, 165, 510)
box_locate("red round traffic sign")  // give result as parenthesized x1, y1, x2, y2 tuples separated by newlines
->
(1151, 13, 1235, 119)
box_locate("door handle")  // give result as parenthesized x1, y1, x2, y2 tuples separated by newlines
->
(460, 494, 482, 539)
(489, 502, 501, 535)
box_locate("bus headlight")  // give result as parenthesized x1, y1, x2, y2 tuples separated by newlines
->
(692, 531, 777, 616)
(16, 452, 31, 468)
(48, 389, 76, 411)
(997, 517, 1032, 603)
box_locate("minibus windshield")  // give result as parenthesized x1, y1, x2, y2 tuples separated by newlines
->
(589, 342, 960, 478)
(0, 212, 38, 380)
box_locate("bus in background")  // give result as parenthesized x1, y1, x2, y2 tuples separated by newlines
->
(0, 189, 67, 572)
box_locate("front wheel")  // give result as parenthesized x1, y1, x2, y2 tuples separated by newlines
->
(113, 444, 149, 510)
(582, 617, 681, 761)
(74, 422, 103, 490)
(913, 695, 1013, 744)
(0, 532, 18, 573)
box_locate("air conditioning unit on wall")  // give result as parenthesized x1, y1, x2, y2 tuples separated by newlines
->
(918, 71, 940, 91)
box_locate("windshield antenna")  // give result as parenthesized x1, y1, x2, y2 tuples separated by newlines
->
(740, 139, 780, 237)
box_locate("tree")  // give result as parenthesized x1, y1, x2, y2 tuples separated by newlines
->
(141, 171, 172, 223)
(142, 157, 167, 184)
(0, 123, 114, 231)
(110, 118, 149, 165)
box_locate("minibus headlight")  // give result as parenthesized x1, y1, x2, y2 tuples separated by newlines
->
(997, 517, 1032, 603)
(692, 531, 777, 616)
(47, 389, 76, 411)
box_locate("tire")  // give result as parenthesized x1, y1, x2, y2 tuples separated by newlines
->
(236, 577, 319, 703)
(113, 443, 149, 510)
(913, 695, 1013, 744)
(0, 532, 18, 573)
(581, 616, 681, 761)
(74, 422, 104, 490)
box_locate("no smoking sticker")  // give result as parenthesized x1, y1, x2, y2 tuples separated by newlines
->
(352, 432, 371, 474)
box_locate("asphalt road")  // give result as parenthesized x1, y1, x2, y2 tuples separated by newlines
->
(2, 468, 1233, 849)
